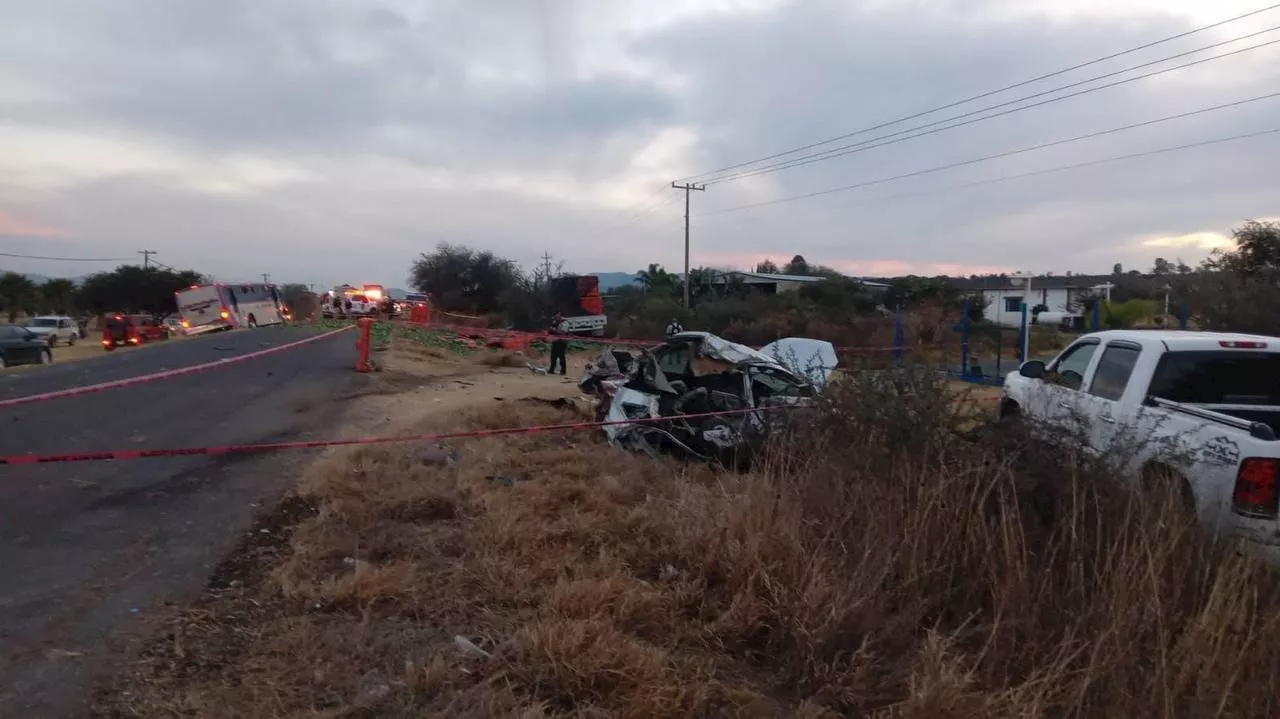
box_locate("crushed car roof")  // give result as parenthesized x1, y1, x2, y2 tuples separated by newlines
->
(665, 331, 789, 368)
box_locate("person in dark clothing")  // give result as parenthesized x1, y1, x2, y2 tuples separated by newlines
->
(548, 313, 568, 375)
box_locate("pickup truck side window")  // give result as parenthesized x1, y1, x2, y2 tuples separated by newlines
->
(1148, 351, 1280, 405)
(1088, 345, 1141, 401)
(1049, 340, 1099, 391)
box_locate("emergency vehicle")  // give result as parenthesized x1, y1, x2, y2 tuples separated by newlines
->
(175, 282, 288, 335)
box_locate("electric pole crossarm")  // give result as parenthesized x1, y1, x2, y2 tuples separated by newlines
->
(671, 182, 706, 308)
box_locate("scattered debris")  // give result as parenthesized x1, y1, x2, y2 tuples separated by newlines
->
(414, 442, 460, 467)
(356, 669, 392, 706)
(452, 635, 492, 660)
(526, 362, 548, 376)
(521, 397, 578, 411)
(44, 648, 85, 659)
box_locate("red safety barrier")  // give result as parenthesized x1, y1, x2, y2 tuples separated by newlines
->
(354, 317, 375, 372)
(0, 406, 798, 465)
(0, 326, 354, 410)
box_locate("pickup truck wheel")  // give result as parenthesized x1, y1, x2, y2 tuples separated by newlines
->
(997, 399, 1023, 427)
(67, 334, 76, 346)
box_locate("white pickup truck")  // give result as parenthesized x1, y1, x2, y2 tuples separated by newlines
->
(1000, 330, 1280, 564)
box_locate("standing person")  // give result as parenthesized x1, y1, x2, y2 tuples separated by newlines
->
(548, 312, 568, 375)
(665, 317, 684, 338)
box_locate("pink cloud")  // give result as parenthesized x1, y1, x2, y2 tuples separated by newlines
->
(0, 211, 66, 238)
(696, 251, 1013, 278)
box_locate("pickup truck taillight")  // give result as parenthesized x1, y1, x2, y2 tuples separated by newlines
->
(1232, 458, 1279, 519)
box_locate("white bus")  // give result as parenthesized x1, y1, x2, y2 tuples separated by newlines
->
(175, 282, 288, 335)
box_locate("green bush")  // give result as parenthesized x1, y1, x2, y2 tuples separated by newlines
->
(1104, 299, 1158, 329)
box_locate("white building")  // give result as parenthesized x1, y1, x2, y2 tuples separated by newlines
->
(952, 276, 1114, 327)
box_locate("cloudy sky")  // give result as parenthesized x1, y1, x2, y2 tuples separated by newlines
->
(1, 0, 1277, 287)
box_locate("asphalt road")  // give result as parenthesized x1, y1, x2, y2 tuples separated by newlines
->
(0, 325, 363, 718)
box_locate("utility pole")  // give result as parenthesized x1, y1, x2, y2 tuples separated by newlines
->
(138, 249, 157, 269)
(540, 252, 554, 282)
(671, 181, 705, 307)
(261, 273, 271, 284)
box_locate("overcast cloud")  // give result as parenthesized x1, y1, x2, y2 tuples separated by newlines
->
(1, 0, 1277, 286)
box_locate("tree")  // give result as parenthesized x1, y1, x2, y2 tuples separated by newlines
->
(1151, 257, 1172, 275)
(1231, 219, 1280, 275)
(635, 264, 678, 296)
(1112, 263, 1123, 275)
(74, 265, 205, 317)
(1184, 220, 1280, 335)
(39, 278, 75, 314)
(784, 255, 810, 275)
(797, 276, 878, 314)
(755, 259, 780, 274)
(279, 283, 319, 319)
(0, 272, 38, 323)
(408, 243, 520, 314)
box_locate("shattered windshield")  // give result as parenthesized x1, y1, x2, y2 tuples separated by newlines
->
(749, 366, 810, 399)
(655, 342, 692, 377)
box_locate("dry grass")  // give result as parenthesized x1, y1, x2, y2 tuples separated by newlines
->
(98, 373, 1280, 718)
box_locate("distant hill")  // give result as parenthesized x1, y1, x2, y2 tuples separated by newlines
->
(591, 272, 639, 292)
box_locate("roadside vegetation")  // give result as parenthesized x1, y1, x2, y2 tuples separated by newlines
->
(406, 220, 1280, 355)
(98, 364, 1280, 717)
(85, 221, 1280, 715)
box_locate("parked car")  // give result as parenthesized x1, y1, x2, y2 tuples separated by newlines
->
(1000, 329, 1280, 566)
(161, 316, 189, 337)
(0, 325, 53, 367)
(102, 314, 170, 350)
(24, 315, 78, 346)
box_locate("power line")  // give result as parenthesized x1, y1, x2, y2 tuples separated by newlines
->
(704, 127, 1280, 218)
(705, 92, 1280, 214)
(676, 2, 1280, 183)
(138, 249, 158, 269)
(0, 251, 131, 262)
(703, 29, 1280, 185)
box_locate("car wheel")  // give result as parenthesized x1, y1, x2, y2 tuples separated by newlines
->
(40, 349, 52, 365)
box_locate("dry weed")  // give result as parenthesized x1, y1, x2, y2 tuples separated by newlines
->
(98, 371, 1280, 718)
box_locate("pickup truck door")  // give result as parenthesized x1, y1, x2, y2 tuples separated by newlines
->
(1037, 338, 1103, 436)
(1077, 340, 1144, 457)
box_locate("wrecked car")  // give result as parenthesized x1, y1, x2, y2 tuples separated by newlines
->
(579, 332, 838, 461)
